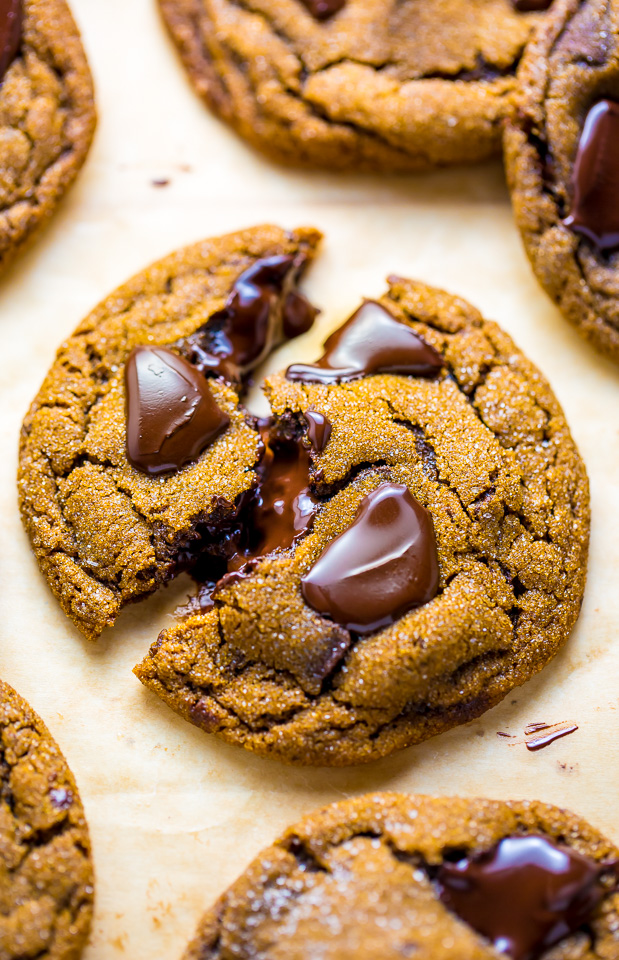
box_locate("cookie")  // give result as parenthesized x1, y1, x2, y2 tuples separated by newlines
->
(0, 0, 96, 275)
(135, 276, 589, 766)
(158, 0, 552, 173)
(504, 0, 619, 362)
(0, 680, 94, 959)
(182, 792, 619, 960)
(18, 225, 322, 640)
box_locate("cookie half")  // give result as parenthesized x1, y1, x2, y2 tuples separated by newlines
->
(504, 0, 619, 362)
(182, 792, 619, 960)
(18, 224, 322, 640)
(0, 0, 96, 274)
(0, 680, 94, 960)
(158, 0, 551, 172)
(136, 277, 589, 766)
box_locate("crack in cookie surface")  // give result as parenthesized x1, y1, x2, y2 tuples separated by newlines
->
(159, 0, 548, 171)
(135, 276, 589, 766)
(0, 681, 93, 960)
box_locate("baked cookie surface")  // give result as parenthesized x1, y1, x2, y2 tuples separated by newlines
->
(504, 0, 619, 362)
(182, 792, 619, 960)
(0, 680, 94, 960)
(158, 0, 551, 172)
(136, 276, 589, 766)
(18, 225, 322, 640)
(0, 0, 96, 274)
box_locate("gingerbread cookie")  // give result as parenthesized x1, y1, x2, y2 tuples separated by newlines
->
(0, 0, 95, 274)
(0, 680, 94, 960)
(135, 275, 589, 766)
(18, 224, 322, 640)
(158, 0, 552, 172)
(504, 0, 619, 362)
(182, 792, 619, 960)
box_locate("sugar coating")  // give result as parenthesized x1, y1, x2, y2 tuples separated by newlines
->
(0, 0, 95, 273)
(182, 793, 619, 960)
(505, 0, 619, 362)
(0, 681, 94, 960)
(158, 0, 548, 173)
(136, 277, 590, 766)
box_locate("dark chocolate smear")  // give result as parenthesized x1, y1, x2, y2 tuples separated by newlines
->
(286, 300, 443, 384)
(301, 482, 439, 634)
(305, 410, 332, 452)
(125, 346, 229, 476)
(227, 419, 320, 572)
(563, 100, 619, 251)
(525, 723, 578, 751)
(512, 0, 552, 11)
(300, 0, 346, 20)
(180, 255, 318, 382)
(437, 835, 618, 960)
(0, 0, 21, 83)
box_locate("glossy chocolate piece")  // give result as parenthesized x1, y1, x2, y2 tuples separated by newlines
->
(512, 0, 552, 11)
(437, 835, 613, 960)
(305, 410, 332, 452)
(0, 0, 21, 83)
(125, 346, 229, 476)
(300, 0, 346, 20)
(179, 255, 318, 382)
(286, 300, 443, 384)
(282, 289, 319, 339)
(301, 482, 439, 633)
(563, 100, 619, 251)
(228, 421, 319, 570)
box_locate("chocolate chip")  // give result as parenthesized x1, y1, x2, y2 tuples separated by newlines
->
(0, 0, 22, 83)
(301, 482, 439, 633)
(299, 0, 346, 20)
(286, 300, 443, 384)
(125, 346, 230, 476)
(563, 100, 619, 251)
(437, 835, 615, 960)
(305, 410, 332, 452)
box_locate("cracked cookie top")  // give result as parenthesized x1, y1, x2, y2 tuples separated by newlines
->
(0, 0, 95, 275)
(18, 224, 322, 640)
(0, 680, 93, 960)
(158, 0, 551, 172)
(182, 792, 619, 960)
(504, 0, 619, 362)
(135, 275, 589, 766)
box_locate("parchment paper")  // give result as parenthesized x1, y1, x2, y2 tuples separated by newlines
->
(1, 1, 618, 955)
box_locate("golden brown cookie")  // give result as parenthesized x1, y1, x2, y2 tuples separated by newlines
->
(182, 792, 619, 960)
(135, 276, 589, 766)
(158, 0, 552, 172)
(18, 224, 322, 640)
(504, 0, 619, 362)
(0, 680, 94, 960)
(0, 0, 96, 274)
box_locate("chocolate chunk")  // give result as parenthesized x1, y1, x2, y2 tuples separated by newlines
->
(512, 0, 552, 11)
(125, 346, 229, 476)
(563, 100, 619, 251)
(282, 289, 320, 339)
(228, 421, 320, 570)
(300, 0, 346, 20)
(437, 835, 613, 960)
(301, 482, 439, 633)
(286, 301, 443, 384)
(179, 255, 318, 382)
(305, 410, 332, 452)
(0, 0, 21, 83)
